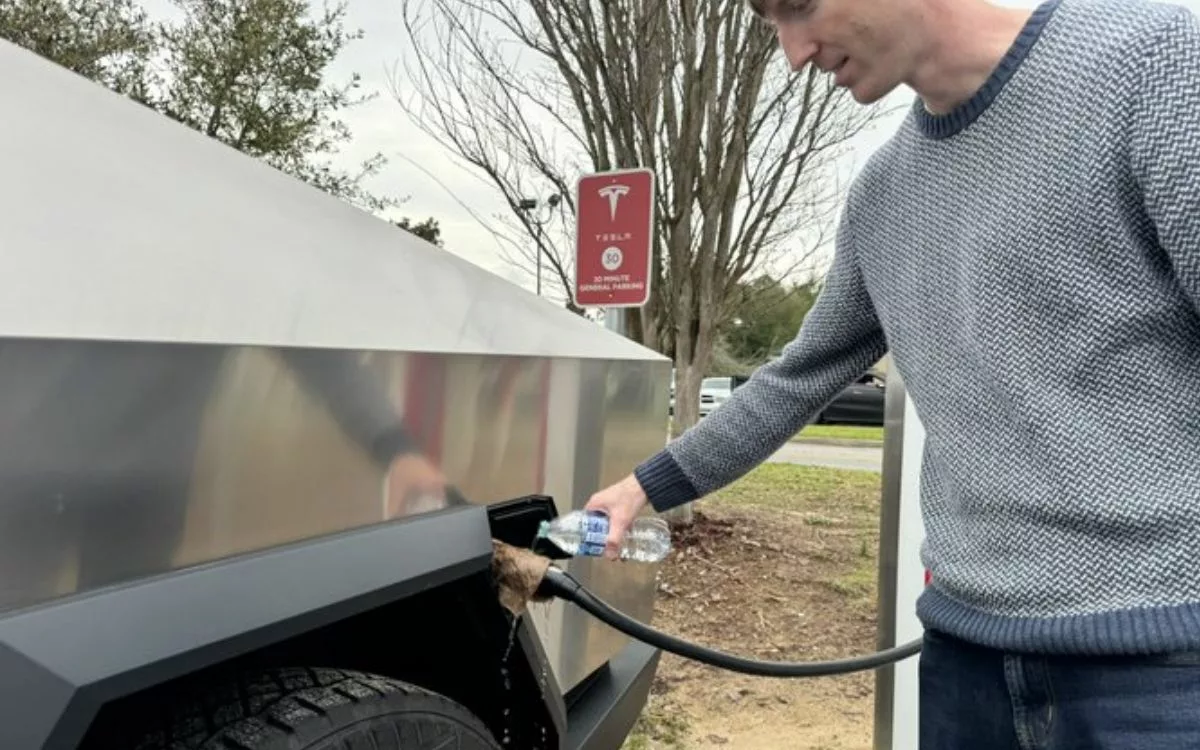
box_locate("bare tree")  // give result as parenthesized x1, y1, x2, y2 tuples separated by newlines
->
(393, 0, 886, 521)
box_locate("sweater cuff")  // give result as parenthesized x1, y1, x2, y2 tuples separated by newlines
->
(634, 451, 699, 513)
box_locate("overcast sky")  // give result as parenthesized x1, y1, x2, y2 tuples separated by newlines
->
(149, 0, 1197, 296)
(325, 1, 531, 286)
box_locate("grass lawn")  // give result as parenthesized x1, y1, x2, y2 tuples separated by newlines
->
(708, 462, 881, 515)
(793, 424, 885, 444)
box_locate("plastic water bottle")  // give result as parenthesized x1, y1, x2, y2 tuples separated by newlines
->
(537, 510, 671, 562)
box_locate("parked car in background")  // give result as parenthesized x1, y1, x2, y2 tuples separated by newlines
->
(813, 372, 886, 426)
(699, 375, 748, 418)
(684, 369, 885, 427)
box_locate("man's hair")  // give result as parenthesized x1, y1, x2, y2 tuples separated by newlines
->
(746, 0, 768, 17)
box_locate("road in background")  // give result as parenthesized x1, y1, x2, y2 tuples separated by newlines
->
(769, 442, 882, 472)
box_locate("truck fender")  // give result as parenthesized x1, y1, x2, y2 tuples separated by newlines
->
(0, 505, 495, 750)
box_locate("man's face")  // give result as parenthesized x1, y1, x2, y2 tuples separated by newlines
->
(758, 0, 914, 104)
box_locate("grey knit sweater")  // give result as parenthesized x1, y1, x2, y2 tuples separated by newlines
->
(635, 0, 1200, 656)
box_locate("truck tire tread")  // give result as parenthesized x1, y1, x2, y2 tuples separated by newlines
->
(121, 667, 499, 750)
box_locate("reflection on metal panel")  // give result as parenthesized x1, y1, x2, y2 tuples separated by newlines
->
(0, 338, 669, 693)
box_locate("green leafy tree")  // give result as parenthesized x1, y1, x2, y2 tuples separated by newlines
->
(1, 0, 395, 213)
(157, 0, 394, 212)
(0, 0, 155, 100)
(395, 217, 443, 247)
(721, 276, 821, 366)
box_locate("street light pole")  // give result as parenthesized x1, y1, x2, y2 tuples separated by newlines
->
(605, 306, 626, 336)
(517, 194, 561, 297)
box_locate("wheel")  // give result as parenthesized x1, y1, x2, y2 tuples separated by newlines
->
(114, 667, 502, 750)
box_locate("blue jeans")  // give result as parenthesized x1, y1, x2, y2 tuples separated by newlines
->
(919, 629, 1200, 749)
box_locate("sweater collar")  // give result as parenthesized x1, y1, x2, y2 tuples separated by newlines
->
(913, 0, 1063, 139)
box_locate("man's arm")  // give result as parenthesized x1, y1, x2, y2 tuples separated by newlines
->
(276, 348, 452, 516)
(275, 347, 421, 466)
(634, 200, 887, 513)
(1130, 5, 1200, 310)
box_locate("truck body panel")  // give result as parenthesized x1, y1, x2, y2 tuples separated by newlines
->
(0, 36, 669, 748)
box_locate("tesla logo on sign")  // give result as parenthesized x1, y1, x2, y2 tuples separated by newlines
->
(597, 184, 630, 220)
(575, 168, 654, 308)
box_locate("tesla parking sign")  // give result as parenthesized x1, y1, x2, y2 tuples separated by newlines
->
(574, 168, 655, 307)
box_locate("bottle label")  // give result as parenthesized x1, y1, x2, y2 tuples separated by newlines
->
(579, 510, 610, 557)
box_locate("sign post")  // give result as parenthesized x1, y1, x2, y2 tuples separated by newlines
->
(574, 168, 655, 335)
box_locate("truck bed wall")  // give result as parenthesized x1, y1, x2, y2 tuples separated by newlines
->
(0, 339, 669, 696)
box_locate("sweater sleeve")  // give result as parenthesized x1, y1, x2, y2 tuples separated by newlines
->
(1130, 6, 1200, 311)
(276, 347, 420, 467)
(634, 196, 888, 512)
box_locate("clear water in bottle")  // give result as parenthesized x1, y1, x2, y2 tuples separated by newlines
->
(537, 510, 671, 562)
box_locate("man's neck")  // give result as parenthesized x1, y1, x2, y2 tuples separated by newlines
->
(910, 2, 1038, 115)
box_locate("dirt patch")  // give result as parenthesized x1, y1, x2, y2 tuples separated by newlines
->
(624, 464, 882, 750)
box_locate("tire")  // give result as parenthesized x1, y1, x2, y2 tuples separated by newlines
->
(117, 667, 502, 750)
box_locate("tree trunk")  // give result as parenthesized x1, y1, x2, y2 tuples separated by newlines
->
(659, 348, 717, 527)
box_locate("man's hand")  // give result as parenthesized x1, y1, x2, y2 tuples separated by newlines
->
(584, 473, 650, 560)
(384, 453, 447, 518)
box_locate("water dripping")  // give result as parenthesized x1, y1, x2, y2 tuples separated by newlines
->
(502, 615, 520, 664)
(498, 615, 519, 747)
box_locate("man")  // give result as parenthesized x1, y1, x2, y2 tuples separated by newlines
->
(586, 0, 1200, 745)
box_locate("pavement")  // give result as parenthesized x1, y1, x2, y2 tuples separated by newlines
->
(768, 441, 883, 472)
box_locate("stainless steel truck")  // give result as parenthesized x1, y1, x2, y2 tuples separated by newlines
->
(0, 38, 670, 750)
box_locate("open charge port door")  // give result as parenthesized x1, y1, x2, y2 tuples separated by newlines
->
(487, 494, 572, 560)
